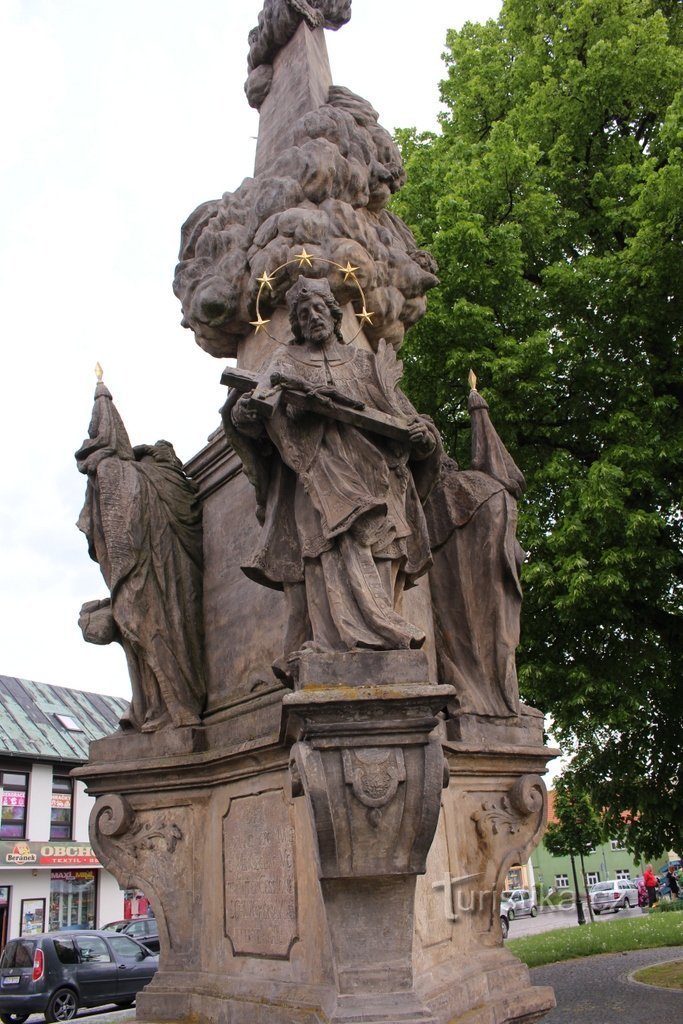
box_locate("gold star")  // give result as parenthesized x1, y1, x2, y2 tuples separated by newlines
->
(249, 315, 271, 334)
(257, 270, 276, 292)
(355, 306, 375, 326)
(296, 247, 314, 268)
(340, 261, 360, 282)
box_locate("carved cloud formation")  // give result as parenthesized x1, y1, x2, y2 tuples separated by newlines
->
(173, 86, 438, 358)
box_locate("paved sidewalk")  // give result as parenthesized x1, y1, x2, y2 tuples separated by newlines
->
(531, 945, 683, 1023)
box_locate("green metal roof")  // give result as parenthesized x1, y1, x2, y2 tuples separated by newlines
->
(0, 675, 128, 764)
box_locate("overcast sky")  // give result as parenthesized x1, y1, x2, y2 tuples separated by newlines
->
(0, 0, 504, 699)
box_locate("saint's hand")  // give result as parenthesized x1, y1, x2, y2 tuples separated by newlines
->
(407, 416, 436, 455)
(231, 392, 262, 432)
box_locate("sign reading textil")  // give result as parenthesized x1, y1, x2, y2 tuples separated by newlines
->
(0, 841, 100, 867)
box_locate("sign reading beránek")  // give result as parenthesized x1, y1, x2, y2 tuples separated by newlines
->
(0, 841, 100, 867)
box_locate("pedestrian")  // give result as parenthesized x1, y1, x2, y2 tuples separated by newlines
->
(643, 863, 658, 907)
(665, 865, 680, 901)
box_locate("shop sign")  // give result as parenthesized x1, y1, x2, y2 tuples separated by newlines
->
(0, 841, 100, 867)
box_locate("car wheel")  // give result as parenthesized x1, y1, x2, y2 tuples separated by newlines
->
(530, 906, 538, 917)
(500, 916, 509, 939)
(1, 1013, 31, 1024)
(45, 988, 79, 1022)
(507, 909, 515, 921)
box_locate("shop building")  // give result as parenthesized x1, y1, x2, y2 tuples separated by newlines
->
(0, 674, 130, 947)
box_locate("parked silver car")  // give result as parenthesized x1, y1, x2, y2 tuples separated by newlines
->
(500, 888, 537, 920)
(589, 879, 638, 914)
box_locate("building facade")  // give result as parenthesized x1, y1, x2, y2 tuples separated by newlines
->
(0, 675, 130, 946)
(531, 837, 646, 897)
(529, 790, 675, 899)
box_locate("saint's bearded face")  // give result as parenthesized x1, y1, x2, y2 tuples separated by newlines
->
(296, 294, 335, 346)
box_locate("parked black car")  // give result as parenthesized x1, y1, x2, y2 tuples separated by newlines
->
(0, 929, 157, 1023)
(102, 917, 160, 954)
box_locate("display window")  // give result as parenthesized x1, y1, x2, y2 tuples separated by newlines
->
(50, 776, 73, 841)
(49, 869, 97, 931)
(0, 773, 28, 840)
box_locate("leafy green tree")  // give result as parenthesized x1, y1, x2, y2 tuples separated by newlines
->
(545, 778, 604, 862)
(393, 0, 682, 856)
(545, 776, 605, 921)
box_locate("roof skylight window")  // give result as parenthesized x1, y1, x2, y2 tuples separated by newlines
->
(54, 713, 83, 732)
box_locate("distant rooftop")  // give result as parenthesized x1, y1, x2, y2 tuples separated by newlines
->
(0, 674, 128, 763)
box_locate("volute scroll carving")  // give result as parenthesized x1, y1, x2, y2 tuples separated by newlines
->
(92, 793, 133, 839)
(470, 773, 546, 844)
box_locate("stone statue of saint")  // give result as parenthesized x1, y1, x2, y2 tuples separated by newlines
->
(424, 385, 527, 718)
(76, 382, 206, 732)
(224, 276, 441, 675)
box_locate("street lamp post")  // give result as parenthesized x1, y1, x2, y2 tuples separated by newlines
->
(570, 853, 586, 925)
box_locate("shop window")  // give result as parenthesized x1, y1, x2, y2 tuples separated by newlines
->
(0, 772, 28, 839)
(49, 870, 97, 931)
(554, 874, 569, 888)
(50, 776, 73, 841)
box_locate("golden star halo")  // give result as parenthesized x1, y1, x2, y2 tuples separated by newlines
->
(249, 315, 271, 334)
(257, 270, 276, 292)
(296, 248, 314, 268)
(251, 254, 374, 344)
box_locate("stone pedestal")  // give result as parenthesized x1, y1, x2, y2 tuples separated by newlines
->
(80, 633, 554, 1024)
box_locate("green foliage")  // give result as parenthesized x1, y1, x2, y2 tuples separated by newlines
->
(649, 898, 683, 913)
(544, 776, 604, 857)
(393, 0, 682, 857)
(507, 910, 683, 967)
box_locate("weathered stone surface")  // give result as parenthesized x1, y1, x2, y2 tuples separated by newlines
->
(223, 789, 298, 958)
(173, 84, 437, 357)
(76, 5, 558, 1022)
(80, 723, 555, 1024)
(246, 0, 352, 110)
(76, 383, 206, 733)
(425, 386, 527, 718)
(254, 22, 332, 173)
(297, 649, 429, 688)
(225, 276, 441, 675)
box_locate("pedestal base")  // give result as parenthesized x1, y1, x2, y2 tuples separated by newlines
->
(80, 674, 555, 1024)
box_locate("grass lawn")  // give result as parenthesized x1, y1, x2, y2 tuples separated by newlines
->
(507, 910, 683, 968)
(632, 958, 683, 989)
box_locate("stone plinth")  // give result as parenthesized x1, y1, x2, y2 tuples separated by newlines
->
(79, 642, 554, 1024)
